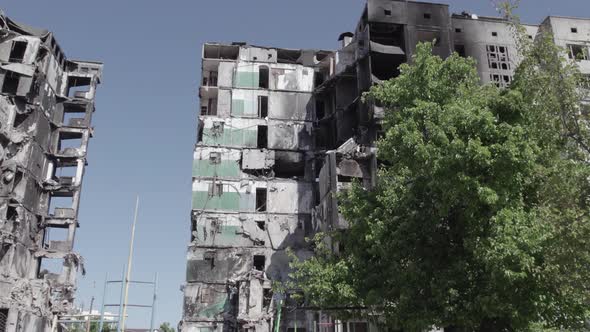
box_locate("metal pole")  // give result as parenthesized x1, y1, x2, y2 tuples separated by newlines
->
(98, 273, 108, 332)
(148, 273, 158, 332)
(117, 268, 126, 332)
(121, 196, 140, 332)
(86, 296, 95, 332)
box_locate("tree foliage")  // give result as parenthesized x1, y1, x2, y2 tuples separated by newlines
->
(159, 322, 175, 332)
(290, 11, 590, 332)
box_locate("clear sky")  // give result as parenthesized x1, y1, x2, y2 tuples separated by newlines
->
(2, 0, 588, 329)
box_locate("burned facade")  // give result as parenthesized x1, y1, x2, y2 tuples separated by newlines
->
(183, 1, 590, 332)
(0, 12, 102, 332)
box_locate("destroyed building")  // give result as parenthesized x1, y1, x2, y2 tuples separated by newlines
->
(184, 1, 590, 331)
(0, 11, 102, 332)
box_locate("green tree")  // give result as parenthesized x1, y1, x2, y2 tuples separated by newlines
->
(290, 16, 590, 332)
(159, 322, 175, 332)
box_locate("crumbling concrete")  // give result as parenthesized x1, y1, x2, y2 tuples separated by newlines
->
(0, 11, 102, 332)
(185, 1, 590, 332)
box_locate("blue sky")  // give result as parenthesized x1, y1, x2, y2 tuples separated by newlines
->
(2, 0, 588, 329)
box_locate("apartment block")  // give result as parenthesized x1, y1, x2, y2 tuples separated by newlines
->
(0, 12, 102, 332)
(184, 1, 590, 332)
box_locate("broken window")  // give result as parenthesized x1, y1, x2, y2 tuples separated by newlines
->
(209, 152, 221, 164)
(0, 308, 7, 332)
(256, 188, 267, 212)
(67, 76, 91, 99)
(455, 45, 466, 58)
(486, 45, 511, 71)
(258, 96, 268, 118)
(203, 71, 218, 87)
(256, 220, 265, 231)
(2, 72, 19, 95)
(314, 72, 325, 88)
(257, 125, 267, 149)
(57, 131, 83, 154)
(568, 44, 589, 60)
(254, 255, 265, 271)
(201, 98, 217, 116)
(490, 73, 512, 88)
(208, 182, 223, 197)
(315, 99, 325, 120)
(48, 195, 74, 216)
(202, 252, 215, 271)
(416, 30, 441, 46)
(37, 257, 63, 279)
(62, 103, 87, 126)
(9, 41, 27, 63)
(263, 288, 272, 308)
(259, 66, 269, 89)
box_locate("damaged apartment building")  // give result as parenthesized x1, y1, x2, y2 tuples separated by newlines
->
(0, 12, 102, 332)
(184, 1, 590, 332)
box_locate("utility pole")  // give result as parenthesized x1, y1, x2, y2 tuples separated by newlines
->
(120, 196, 140, 332)
(86, 296, 95, 332)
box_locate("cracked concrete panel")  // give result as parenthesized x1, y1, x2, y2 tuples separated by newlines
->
(193, 147, 242, 179)
(267, 121, 313, 151)
(270, 64, 314, 92)
(242, 149, 274, 170)
(217, 62, 235, 88)
(183, 283, 230, 322)
(191, 212, 306, 250)
(231, 89, 269, 117)
(240, 47, 278, 63)
(192, 179, 268, 212)
(268, 92, 313, 121)
(199, 117, 265, 148)
(267, 181, 312, 214)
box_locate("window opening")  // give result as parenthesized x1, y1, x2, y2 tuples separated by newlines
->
(257, 125, 267, 149)
(568, 44, 589, 60)
(253, 255, 266, 271)
(316, 99, 325, 120)
(492, 32, 498, 37)
(259, 66, 269, 89)
(2, 72, 19, 95)
(572, 27, 578, 33)
(455, 45, 466, 57)
(209, 182, 223, 197)
(9, 41, 27, 63)
(384, 9, 391, 16)
(423, 13, 431, 19)
(209, 152, 221, 164)
(263, 288, 272, 308)
(258, 96, 268, 118)
(256, 188, 267, 212)
(486, 44, 511, 71)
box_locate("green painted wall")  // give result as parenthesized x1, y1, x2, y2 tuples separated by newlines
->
(234, 71, 259, 88)
(202, 127, 257, 147)
(193, 159, 240, 178)
(197, 296, 227, 318)
(192, 191, 255, 211)
(196, 225, 242, 243)
(232, 98, 258, 117)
